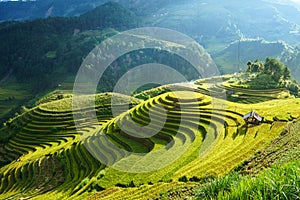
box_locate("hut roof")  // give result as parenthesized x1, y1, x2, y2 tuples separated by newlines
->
(243, 111, 263, 121)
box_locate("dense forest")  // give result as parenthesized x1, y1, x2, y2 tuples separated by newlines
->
(0, 0, 107, 21)
(0, 2, 139, 91)
(1, 0, 300, 93)
(0, 2, 204, 93)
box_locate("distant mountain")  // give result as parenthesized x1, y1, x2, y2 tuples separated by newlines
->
(1, 0, 300, 47)
(0, 2, 139, 91)
(137, 0, 300, 47)
(0, 0, 107, 21)
(213, 39, 288, 74)
(0, 2, 199, 92)
(281, 45, 300, 81)
(1, 0, 300, 85)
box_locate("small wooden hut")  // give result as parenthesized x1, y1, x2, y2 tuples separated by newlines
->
(243, 111, 263, 125)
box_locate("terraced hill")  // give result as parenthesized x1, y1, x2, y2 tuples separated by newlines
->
(0, 93, 141, 199)
(86, 90, 300, 199)
(0, 82, 299, 199)
(195, 77, 291, 104)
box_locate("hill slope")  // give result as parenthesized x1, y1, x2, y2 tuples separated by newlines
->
(0, 2, 138, 91)
(1, 0, 300, 89)
(0, 0, 108, 21)
(0, 78, 299, 199)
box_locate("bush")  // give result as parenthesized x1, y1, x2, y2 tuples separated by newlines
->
(179, 176, 188, 182)
(189, 176, 201, 182)
(57, 94, 64, 100)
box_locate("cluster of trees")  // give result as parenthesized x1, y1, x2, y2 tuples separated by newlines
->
(247, 58, 290, 81)
(246, 58, 298, 94)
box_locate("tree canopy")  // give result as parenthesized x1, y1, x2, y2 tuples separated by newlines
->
(246, 58, 298, 94)
(247, 57, 291, 81)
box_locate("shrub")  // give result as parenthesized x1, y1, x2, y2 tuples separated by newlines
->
(57, 94, 64, 100)
(189, 176, 201, 182)
(179, 176, 188, 182)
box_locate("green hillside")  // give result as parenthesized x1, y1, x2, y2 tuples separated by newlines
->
(1, 0, 300, 90)
(0, 0, 108, 21)
(0, 75, 299, 199)
(213, 39, 287, 74)
(0, 2, 138, 91)
(281, 45, 300, 83)
(1, 1, 300, 199)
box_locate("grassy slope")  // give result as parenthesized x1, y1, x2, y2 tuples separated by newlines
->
(238, 119, 300, 174)
(194, 160, 300, 199)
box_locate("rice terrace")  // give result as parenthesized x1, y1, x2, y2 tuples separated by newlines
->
(0, 69, 300, 199)
(1, 0, 300, 199)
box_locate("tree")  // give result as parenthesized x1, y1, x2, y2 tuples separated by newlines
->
(247, 60, 264, 73)
(264, 57, 285, 81)
(244, 58, 298, 92)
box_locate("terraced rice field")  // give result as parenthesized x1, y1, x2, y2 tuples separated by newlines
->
(0, 93, 140, 199)
(196, 80, 290, 104)
(0, 86, 299, 199)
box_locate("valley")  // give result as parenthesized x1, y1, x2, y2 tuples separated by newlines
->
(0, 0, 300, 199)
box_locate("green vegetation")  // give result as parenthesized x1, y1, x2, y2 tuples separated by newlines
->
(213, 40, 286, 74)
(244, 58, 299, 94)
(0, 92, 141, 199)
(0, 3, 200, 94)
(238, 119, 300, 175)
(202, 58, 299, 100)
(1, 1, 300, 199)
(1, 0, 299, 95)
(0, 83, 33, 124)
(100, 119, 300, 200)
(196, 160, 300, 200)
(0, 74, 299, 199)
(195, 74, 293, 104)
(0, 2, 138, 92)
(281, 45, 300, 83)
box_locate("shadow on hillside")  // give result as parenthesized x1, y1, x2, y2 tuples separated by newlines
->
(232, 125, 248, 140)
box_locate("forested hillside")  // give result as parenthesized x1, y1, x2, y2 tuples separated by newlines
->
(0, 0, 107, 21)
(1, 0, 300, 84)
(0, 2, 138, 91)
